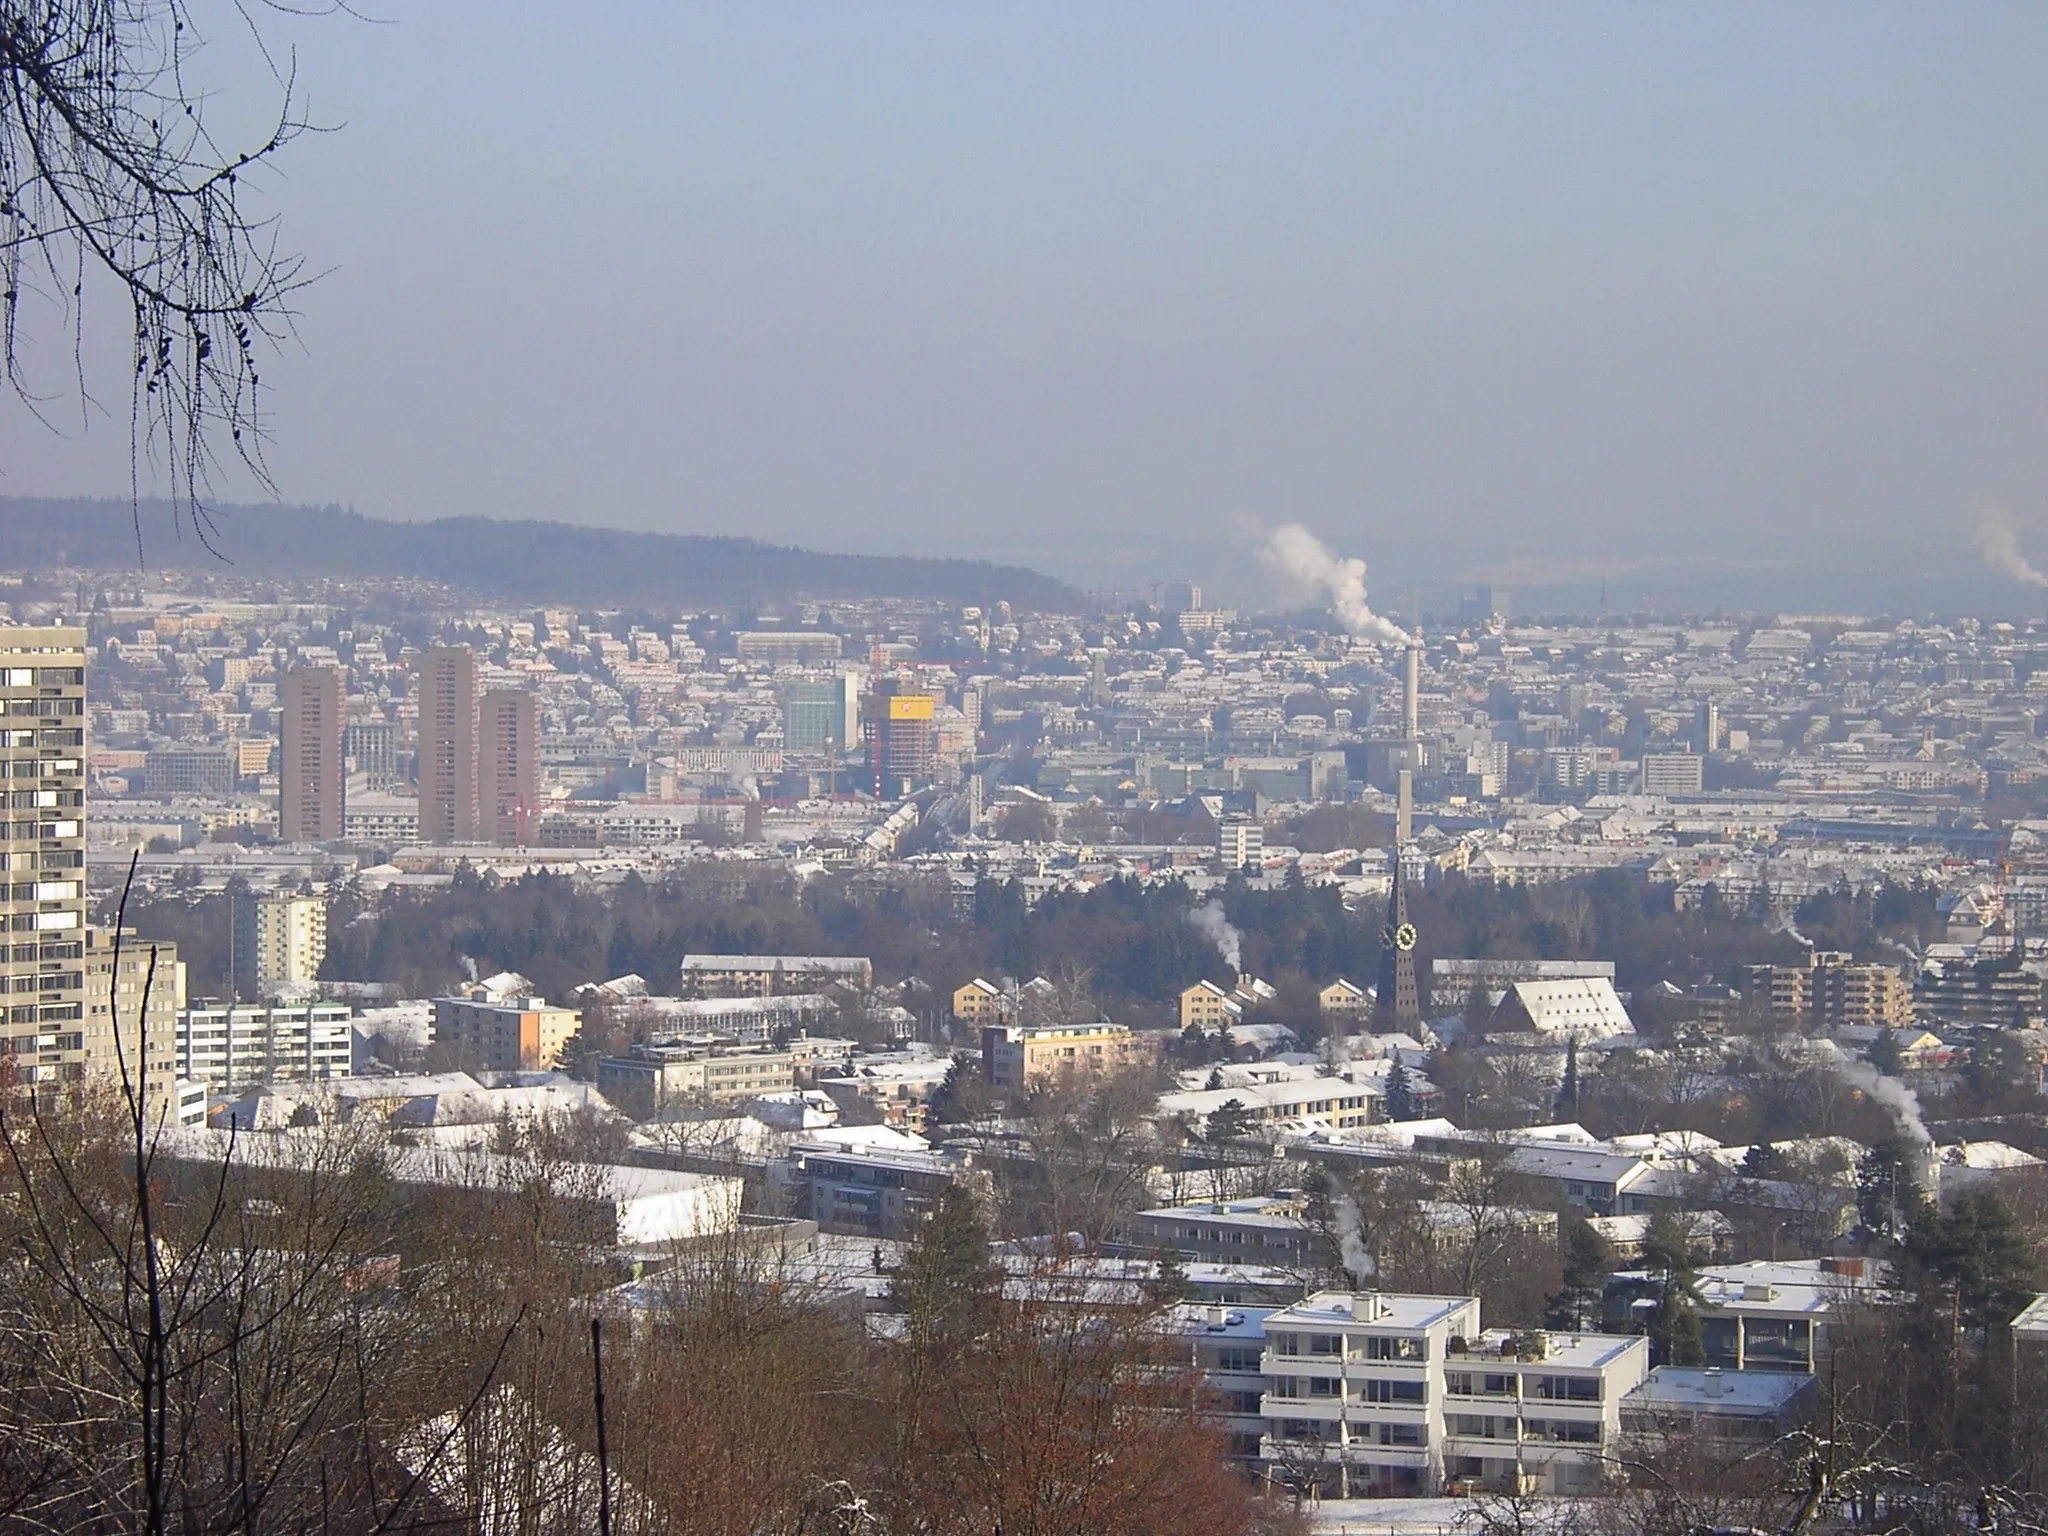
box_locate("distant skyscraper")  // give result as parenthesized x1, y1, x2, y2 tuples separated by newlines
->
(781, 675, 861, 754)
(279, 665, 344, 842)
(478, 688, 540, 845)
(868, 681, 937, 799)
(1, 627, 87, 1082)
(1161, 582, 1202, 616)
(418, 646, 478, 843)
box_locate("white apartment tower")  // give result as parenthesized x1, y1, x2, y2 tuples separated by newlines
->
(0, 628, 88, 1085)
(234, 892, 328, 991)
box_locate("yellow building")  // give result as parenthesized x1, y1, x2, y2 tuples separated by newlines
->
(1748, 952, 1911, 1028)
(952, 977, 1005, 1026)
(1180, 980, 1243, 1032)
(1319, 978, 1371, 1019)
(980, 1022, 1159, 1092)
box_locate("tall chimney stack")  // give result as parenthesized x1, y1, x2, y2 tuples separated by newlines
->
(1403, 642, 1420, 741)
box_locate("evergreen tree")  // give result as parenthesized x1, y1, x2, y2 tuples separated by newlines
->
(1858, 1134, 1924, 1243)
(928, 1055, 995, 1124)
(1867, 1025, 1903, 1076)
(1205, 1098, 1252, 1143)
(1384, 1061, 1417, 1122)
(890, 1186, 997, 1345)
(1905, 1189, 2035, 1335)
(1554, 1038, 1581, 1120)
(1546, 1218, 1613, 1331)
(1641, 1213, 1706, 1366)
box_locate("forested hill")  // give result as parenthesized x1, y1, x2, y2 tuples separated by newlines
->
(0, 497, 1085, 611)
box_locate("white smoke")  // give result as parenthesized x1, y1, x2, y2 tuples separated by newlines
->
(1258, 523, 1414, 648)
(1838, 1059, 1932, 1150)
(1770, 913, 1814, 950)
(459, 954, 480, 984)
(1186, 900, 1243, 973)
(1977, 505, 2048, 589)
(1332, 1189, 1375, 1285)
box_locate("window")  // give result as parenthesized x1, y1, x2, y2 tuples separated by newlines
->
(1216, 1347, 1262, 1372)
(1536, 1376, 1601, 1402)
(1446, 1372, 1474, 1396)
(1306, 1333, 1343, 1357)
(1269, 1332, 1298, 1357)
(1363, 1378, 1425, 1404)
(1379, 1422, 1423, 1446)
(1364, 1335, 1426, 1361)
(1306, 1377, 1339, 1398)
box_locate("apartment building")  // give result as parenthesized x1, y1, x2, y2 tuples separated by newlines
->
(1218, 816, 1264, 871)
(951, 976, 1007, 1027)
(279, 665, 344, 842)
(1255, 1290, 1647, 1498)
(1134, 1195, 1320, 1270)
(979, 1020, 1158, 1091)
(431, 990, 581, 1072)
(1, 627, 88, 1085)
(233, 892, 327, 991)
(677, 953, 873, 999)
(417, 646, 478, 843)
(83, 925, 199, 1121)
(1181, 980, 1244, 1031)
(788, 1136, 977, 1238)
(477, 688, 540, 846)
(595, 1038, 799, 1110)
(176, 1000, 354, 1092)
(1748, 952, 1911, 1028)
(1155, 1074, 1384, 1136)
(1641, 751, 1705, 797)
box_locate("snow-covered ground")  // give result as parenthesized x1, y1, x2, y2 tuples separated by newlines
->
(1304, 1496, 1479, 1534)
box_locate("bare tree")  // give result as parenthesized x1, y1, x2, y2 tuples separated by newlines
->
(2, 0, 318, 542)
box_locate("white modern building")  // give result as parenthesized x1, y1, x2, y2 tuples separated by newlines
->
(1249, 1290, 1648, 1499)
(177, 1001, 354, 1092)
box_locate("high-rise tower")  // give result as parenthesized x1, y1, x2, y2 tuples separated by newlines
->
(478, 688, 539, 845)
(418, 646, 479, 843)
(1, 628, 89, 1080)
(280, 665, 344, 842)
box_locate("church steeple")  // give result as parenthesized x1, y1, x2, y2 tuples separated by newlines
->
(1375, 852, 1420, 1030)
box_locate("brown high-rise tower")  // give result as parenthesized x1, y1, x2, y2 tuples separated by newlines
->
(280, 665, 344, 842)
(478, 689, 539, 845)
(418, 647, 478, 843)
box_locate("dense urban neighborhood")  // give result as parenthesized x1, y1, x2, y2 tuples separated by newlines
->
(9, 561, 2048, 1532)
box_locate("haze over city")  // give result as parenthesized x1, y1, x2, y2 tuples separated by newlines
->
(15, 8, 2048, 1535)
(6, 4, 2048, 610)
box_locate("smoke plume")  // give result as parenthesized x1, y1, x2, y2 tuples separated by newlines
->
(1332, 1189, 1375, 1285)
(1186, 900, 1243, 973)
(1258, 523, 1414, 648)
(1977, 505, 2048, 589)
(1838, 1059, 1931, 1150)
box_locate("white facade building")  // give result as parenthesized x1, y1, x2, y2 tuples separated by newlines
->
(1247, 1290, 1648, 1499)
(177, 1001, 354, 1091)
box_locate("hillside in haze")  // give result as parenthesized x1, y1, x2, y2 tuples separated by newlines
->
(0, 499, 1084, 612)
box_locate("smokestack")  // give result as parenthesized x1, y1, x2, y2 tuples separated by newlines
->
(1403, 643, 1420, 740)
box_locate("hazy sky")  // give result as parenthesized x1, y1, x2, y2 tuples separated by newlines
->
(7, 4, 2048, 610)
